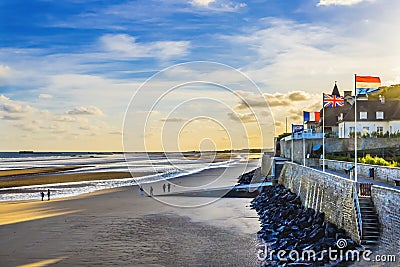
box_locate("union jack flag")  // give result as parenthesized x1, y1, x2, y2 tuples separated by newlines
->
(323, 93, 344, 107)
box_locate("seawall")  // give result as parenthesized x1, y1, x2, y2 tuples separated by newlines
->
(371, 186, 400, 255)
(278, 162, 360, 243)
(276, 160, 400, 256)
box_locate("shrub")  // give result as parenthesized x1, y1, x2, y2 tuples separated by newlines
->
(328, 154, 400, 167)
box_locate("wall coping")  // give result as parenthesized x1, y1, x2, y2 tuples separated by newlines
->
(322, 159, 400, 171)
(285, 162, 356, 184)
(372, 184, 400, 193)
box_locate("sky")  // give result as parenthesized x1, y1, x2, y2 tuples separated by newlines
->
(0, 0, 399, 151)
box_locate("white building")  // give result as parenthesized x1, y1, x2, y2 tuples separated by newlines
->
(337, 99, 400, 138)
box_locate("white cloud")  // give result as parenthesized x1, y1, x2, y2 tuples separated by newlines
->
(0, 64, 11, 77)
(160, 117, 187, 122)
(227, 112, 258, 123)
(53, 115, 88, 123)
(67, 106, 104, 116)
(234, 90, 311, 110)
(133, 110, 160, 115)
(191, 0, 215, 6)
(0, 94, 10, 102)
(109, 131, 122, 135)
(14, 122, 40, 132)
(224, 10, 400, 94)
(39, 93, 53, 99)
(0, 102, 32, 113)
(2, 114, 25, 120)
(79, 125, 98, 131)
(100, 34, 190, 60)
(317, 0, 375, 6)
(190, 0, 246, 11)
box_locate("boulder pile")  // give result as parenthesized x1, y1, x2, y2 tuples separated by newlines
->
(237, 168, 261, 185)
(251, 184, 359, 266)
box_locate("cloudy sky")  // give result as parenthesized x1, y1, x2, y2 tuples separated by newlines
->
(0, 0, 399, 151)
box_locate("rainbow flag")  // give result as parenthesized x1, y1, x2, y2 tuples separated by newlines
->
(356, 76, 381, 95)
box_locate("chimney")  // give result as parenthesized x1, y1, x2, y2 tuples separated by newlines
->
(379, 95, 385, 104)
(344, 91, 352, 97)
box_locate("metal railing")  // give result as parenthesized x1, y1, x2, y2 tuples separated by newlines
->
(358, 183, 373, 196)
(283, 132, 324, 141)
(353, 183, 363, 240)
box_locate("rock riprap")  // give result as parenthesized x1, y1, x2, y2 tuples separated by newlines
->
(251, 184, 359, 266)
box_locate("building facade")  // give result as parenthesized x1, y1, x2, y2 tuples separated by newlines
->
(337, 99, 400, 138)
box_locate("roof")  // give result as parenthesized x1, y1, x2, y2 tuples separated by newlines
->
(332, 83, 340, 96)
(319, 103, 352, 127)
(318, 100, 400, 126)
(342, 100, 400, 122)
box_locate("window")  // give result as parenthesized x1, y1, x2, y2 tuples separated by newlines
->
(376, 111, 384, 119)
(338, 113, 343, 121)
(349, 127, 355, 133)
(360, 112, 367, 120)
(377, 126, 384, 136)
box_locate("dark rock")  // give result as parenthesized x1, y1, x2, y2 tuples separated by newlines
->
(251, 185, 360, 266)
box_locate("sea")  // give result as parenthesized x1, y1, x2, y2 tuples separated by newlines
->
(0, 151, 259, 202)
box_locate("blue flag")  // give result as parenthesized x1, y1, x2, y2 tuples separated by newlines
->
(292, 124, 304, 134)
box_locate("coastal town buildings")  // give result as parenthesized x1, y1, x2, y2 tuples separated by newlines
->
(319, 85, 400, 138)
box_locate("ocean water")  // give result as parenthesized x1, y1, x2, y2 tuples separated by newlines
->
(0, 152, 254, 202)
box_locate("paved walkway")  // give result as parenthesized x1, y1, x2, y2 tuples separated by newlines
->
(312, 167, 400, 191)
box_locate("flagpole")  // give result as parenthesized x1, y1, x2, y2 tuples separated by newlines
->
(303, 121, 305, 166)
(291, 124, 294, 162)
(354, 74, 358, 182)
(322, 94, 325, 172)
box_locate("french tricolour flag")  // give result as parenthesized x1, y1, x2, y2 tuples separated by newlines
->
(303, 111, 320, 122)
(356, 76, 381, 95)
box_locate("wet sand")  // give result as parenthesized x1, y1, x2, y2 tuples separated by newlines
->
(0, 171, 154, 189)
(0, 166, 83, 178)
(0, 162, 261, 266)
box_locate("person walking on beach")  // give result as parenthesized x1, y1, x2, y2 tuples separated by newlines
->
(40, 192, 45, 201)
(47, 189, 51, 200)
(139, 186, 144, 196)
(163, 183, 166, 193)
(150, 186, 154, 196)
(167, 183, 171, 192)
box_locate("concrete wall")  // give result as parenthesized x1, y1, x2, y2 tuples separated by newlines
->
(371, 186, 400, 257)
(261, 153, 273, 176)
(279, 139, 321, 164)
(279, 162, 360, 243)
(322, 159, 400, 184)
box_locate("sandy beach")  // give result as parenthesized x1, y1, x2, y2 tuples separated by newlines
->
(0, 162, 261, 266)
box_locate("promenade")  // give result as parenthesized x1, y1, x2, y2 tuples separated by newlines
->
(312, 167, 400, 191)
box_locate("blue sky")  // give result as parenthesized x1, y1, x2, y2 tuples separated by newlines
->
(0, 0, 399, 151)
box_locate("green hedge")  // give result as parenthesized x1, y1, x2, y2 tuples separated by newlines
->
(326, 154, 400, 167)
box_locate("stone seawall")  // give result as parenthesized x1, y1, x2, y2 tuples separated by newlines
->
(278, 162, 360, 243)
(322, 159, 400, 184)
(371, 186, 400, 256)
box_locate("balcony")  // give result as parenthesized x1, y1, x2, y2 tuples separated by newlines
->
(283, 131, 324, 141)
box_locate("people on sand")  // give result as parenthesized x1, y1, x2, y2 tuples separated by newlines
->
(47, 189, 51, 200)
(139, 187, 144, 196)
(40, 191, 45, 201)
(163, 183, 166, 193)
(167, 183, 171, 192)
(150, 186, 154, 196)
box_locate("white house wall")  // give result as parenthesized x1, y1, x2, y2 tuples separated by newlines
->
(338, 121, 390, 138)
(389, 121, 400, 134)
